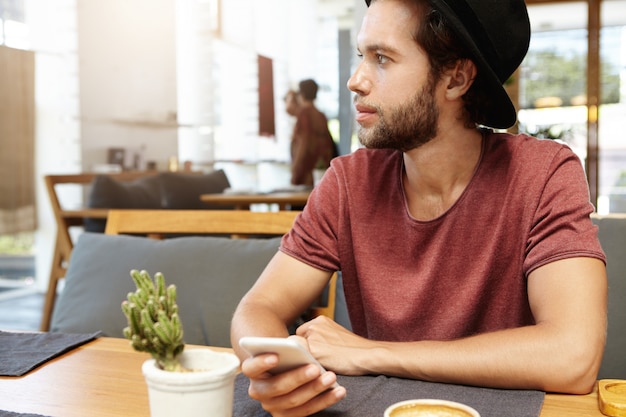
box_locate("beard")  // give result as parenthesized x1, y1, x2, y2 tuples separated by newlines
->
(357, 75, 439, 152)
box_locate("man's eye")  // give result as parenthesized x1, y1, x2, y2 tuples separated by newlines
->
(376, 54, 389, 64)
(356, 52, 364, 59)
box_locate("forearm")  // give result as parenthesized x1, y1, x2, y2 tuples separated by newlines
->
(356, 258, 607, 394)
(231, 252, 335, 361)
(361, 323, 602, 394)
(230, 300, 292, 360)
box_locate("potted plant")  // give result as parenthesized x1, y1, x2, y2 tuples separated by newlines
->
(122, 269, 240, 417)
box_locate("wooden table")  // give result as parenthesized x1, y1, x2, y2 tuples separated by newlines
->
(0, 337, 605, 417)
(201, 190, 311, 210)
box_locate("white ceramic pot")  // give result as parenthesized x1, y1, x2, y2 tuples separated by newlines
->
(142, 348, 240, 417)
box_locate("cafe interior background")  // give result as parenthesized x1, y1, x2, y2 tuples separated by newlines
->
(0, 0, 625, 305)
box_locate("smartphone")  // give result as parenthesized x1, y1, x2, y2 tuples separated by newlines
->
(239, 336, 333, 378)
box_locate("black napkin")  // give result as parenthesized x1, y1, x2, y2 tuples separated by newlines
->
(0, 331, 101, 376)
(0, 411, 50, 417)
(233, 373, 545, 417)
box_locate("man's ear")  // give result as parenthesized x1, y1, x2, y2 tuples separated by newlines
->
(445, 59, 477, 99)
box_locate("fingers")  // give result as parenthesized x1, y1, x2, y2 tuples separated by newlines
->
(264, 385, 346, 417)
(297, 315, 330, 332)
(241, 352, 280, 379)
(240, 335, 347, 415)
(249, 364, 346, 417)
(243, 356, 346, 417)
(286, 334, 309, 348)
(296, 315, 340, 340)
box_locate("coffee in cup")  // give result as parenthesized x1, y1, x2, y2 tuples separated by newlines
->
(384, 399, 480, 417)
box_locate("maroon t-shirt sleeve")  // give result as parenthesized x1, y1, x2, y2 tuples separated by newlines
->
(523, 146, 605, 275)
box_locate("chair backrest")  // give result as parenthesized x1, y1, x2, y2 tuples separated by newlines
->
(105, 209, 297, 237)
(45, 172, 157, 220)
(41, 171, 159, 331)
(105, 209, 337, 321)
(591, 213, 626, 379)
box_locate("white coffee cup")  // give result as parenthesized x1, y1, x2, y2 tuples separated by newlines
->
(384, 399, 481, 417)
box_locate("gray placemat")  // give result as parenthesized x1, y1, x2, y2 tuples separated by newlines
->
(233, 373, 545, 417)
(0, 331, 101, 376)
(0, 411, 49, 417)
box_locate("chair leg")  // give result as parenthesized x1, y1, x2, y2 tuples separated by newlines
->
(308, 272, 338, 321)
(40, 233, 67, 331)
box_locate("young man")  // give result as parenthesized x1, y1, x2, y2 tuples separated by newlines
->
(231, 0, 607, 415)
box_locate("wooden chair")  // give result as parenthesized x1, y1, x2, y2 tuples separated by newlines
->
(104, 209, 337, 322)
(41, 172, 157, 331)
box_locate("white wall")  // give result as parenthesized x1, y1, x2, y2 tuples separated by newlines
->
(77, 0, 178, 172)
(28, 0, 179, 290)
(27, 0, 81, 291)
(28, 0, 355, 289)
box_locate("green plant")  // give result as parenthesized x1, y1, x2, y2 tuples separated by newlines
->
(0, 233, 35, 254)
(121, 270, 186, 372)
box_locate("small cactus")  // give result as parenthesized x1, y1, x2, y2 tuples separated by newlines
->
(121, 269, 186, 372)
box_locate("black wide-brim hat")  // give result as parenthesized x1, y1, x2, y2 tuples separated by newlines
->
(364, 0, 530, 129)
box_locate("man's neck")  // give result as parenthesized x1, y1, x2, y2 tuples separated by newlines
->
(402, 126, 484, 220)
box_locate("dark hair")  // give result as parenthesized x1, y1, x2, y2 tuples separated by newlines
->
(414, 1, 491, 127)
(298, 79, 318, 101)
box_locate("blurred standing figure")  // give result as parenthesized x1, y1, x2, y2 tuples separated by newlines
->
(284, 89, 300, 117)
(290, 79, 338, 186)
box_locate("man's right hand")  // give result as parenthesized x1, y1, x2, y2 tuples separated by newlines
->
(241, 350, 347, 417)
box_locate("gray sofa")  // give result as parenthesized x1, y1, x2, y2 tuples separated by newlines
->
(591, 214, 626, 380)
(83, 170, 232, 233)
(50, 214, 624, 379)
(50, 231, 350, 347)
(51, 232, 282, 347)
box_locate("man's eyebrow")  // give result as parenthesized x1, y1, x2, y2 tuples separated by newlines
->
(358, 43, 401, 57)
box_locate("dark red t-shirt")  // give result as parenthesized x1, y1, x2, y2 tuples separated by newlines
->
(281, 132, 605, 342)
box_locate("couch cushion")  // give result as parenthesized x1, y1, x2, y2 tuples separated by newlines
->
(159, 170, 230, 209)
(84, 174, 162, 232)
(592, 215, 626, 379)
(50, 232, 280, 347)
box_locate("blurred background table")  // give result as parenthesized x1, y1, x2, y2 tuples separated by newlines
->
(201, 190, 311, 210)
